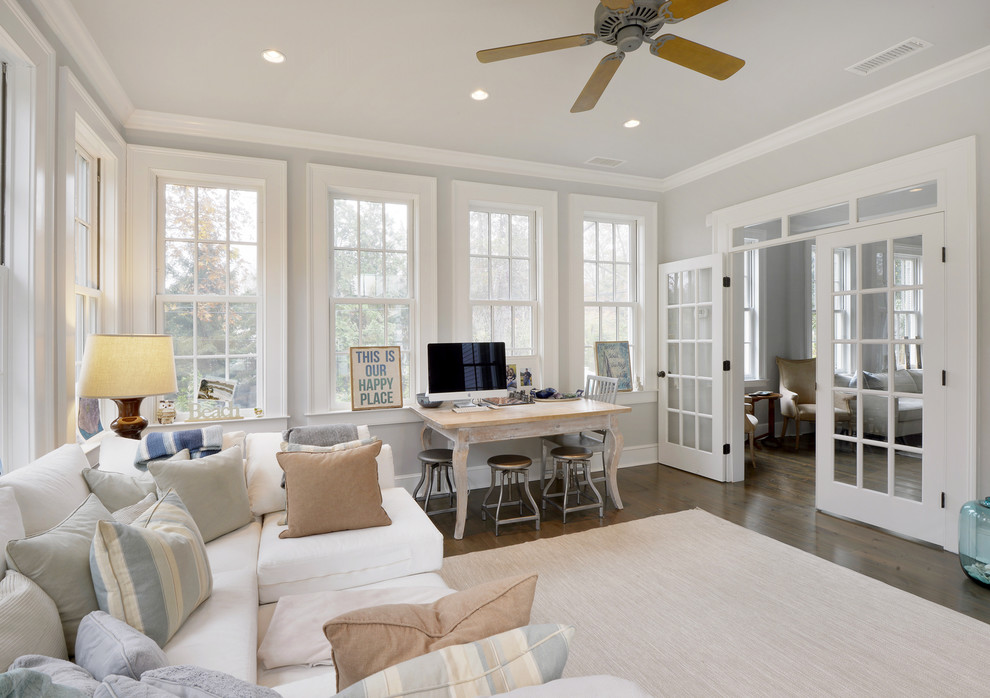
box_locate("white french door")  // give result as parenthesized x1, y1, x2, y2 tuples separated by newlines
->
(658, 254, 726, 480)
(816, 213, 945, 544)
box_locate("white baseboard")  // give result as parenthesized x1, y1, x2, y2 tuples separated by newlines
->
(395, 443, 659, 494)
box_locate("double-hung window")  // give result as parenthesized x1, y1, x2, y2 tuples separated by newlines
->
(73, 144, 102, 438)
(469, 208, 537, 366)
(893, 249, 923, 368)
(330, 196, 413, 407)
(583, 217, 637, 378)
(129, 146, 287, 422)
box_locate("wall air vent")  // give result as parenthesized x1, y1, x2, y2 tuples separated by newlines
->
(586, 156, 625, 168)
(846, 37, 933, 76)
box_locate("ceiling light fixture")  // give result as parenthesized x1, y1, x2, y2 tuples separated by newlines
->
(909, 187, 924, 193)
(471, 89, 489, 101)
(262, 49, 286, 64)
(624, 119, 640, 128)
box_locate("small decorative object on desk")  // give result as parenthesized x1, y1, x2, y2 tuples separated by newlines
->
(532, 387, 582, 402)
(156, 399, 176, 425)
(959, 497, 990, 586)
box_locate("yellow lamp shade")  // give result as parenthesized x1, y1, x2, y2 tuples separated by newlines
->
(77, 334, 178, 398)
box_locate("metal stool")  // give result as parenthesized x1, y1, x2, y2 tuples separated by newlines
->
(481, 455, 540, 536)
(541, 446, 603, 523)
(413, 449, 456, 516)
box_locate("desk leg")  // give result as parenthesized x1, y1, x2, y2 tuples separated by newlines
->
(604, 416, 624, 510)
(452, 436, 469, 540)
(420, 424, 430, 451)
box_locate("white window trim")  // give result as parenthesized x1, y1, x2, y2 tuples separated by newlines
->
(568, 194, 657, 392)
(711, 136, 976, 552)
(741, 243, 765, 382)
(453, 181, 558, 389)
(307, 164, 437, 415)
(127, 145, 287, 421)
(58, 67, 125, 445)
(0, 0, 55, 468)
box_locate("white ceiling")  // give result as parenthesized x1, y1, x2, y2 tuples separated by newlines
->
(62, 0, 990, 180)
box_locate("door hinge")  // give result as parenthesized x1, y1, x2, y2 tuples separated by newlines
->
(723, 360, 731, 372)
(722, 276, 731, 288)
(942, 370, 946, 386)
(941, 492, 946, 509)
(723, 443, 731, 455)
(942, 247, 946, 263)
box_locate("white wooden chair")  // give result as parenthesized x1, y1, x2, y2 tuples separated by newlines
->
(541, 374, 619, 505)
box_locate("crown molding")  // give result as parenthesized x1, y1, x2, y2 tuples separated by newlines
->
(660, 44, 990, 192)
(124, 110, 666, 192)
(32, 0, 133, 125)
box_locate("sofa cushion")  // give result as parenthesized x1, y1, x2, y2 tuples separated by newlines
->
(0, 487, 24, 578)
(334, 624, 574, 698)
(141, 665, 280, 698)
(74, 611, 168, 682)
(326, 574, 537, 690)
(0, 444, 91, 535)
(5, 493, 112, 654)
(91, 491, 212, 648)
(161, 569, 258, 683)
(0, 570, 68, 670)
(94, 674, 173, 697)
(277, 443, 391, 539)
(257, 488, 443, 604)
(6, 655, 99, 693)
(204, 519, 261, 576)
(148, 447, 251, 543)
(83, 468, 158, 512)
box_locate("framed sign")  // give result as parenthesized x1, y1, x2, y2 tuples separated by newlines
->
(595, 341, 632, 391)
(350, 346, 403, 410)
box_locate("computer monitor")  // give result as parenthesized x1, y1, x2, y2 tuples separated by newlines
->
(426, 342, 508, 402)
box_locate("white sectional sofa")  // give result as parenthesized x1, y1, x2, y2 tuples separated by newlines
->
(0, 428, 446, 695)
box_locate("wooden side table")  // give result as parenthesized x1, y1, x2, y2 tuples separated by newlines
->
(746, 392, 782, 447)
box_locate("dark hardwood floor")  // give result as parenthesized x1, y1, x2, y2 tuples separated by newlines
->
(429, 443, 990, 625)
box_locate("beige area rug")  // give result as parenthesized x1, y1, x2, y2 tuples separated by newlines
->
(440, 509, 990, 696)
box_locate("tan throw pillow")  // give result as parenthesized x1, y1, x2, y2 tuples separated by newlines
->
(276, 442, 391, 539)
(324, 573, 538, 691)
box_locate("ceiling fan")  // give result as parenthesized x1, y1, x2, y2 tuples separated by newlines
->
(477, 0, 745, 113)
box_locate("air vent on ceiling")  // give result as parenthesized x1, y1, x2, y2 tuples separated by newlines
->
(586, 156, 625, 168)
(846, 37, 933, 76)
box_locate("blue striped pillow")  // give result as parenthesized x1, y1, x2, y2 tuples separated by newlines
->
(336, 624, 575, 698)
(89, 490, 212, 647)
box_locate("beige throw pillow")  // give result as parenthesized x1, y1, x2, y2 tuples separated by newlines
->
(324, 573, 538, 690)
(276, 442, 391, 539)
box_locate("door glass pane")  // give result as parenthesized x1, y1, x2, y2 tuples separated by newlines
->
(668, 377, 680, 410)
(862, 344, 889, 376)
(698, 342, 712, 378)
(834, 391, 855, 435)
(681, 271, 695, 304)
(897, 395, 923, 449)
(862, 241, 888, 289)
(698, 416, 712, 453)
(697, 268, 712, 302)
(862, 395, 889, 442)
(698, 379, 712, 416)
(789, 203, 849, 235)
(863, 443, 888, 493)
(680, 307, 695, 339)
(833, 295, 855, 339)
(682, 342, 696, 376)
(667, 308, 678, 340)
(893, 235, 923, 285)
(668, 343, 679, 375)
(858, 182, 936, 222)
(667, 410, 680, 445)
(667, 272, 679, 305)
(683, 415, 696, 449)
(862, 292, 888, 340)
(894, 450, 923, 501)
(833, 247, 857, 291)
(834, 441, 857, 486)
(697, 305, 713, 340)
(893, 291, 922, 340)
(894, 344, 922, 372)
(682, 378, 695, 412)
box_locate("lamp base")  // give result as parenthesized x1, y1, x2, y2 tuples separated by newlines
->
(111, 398, 149, 440)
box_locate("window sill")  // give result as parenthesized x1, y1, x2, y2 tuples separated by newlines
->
(145, 414, 290, 431)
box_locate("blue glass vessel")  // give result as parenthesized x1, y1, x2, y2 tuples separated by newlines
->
(959, 497, 990, 586)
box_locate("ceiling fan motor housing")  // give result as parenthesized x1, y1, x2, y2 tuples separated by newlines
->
(595, 0, 667, 48)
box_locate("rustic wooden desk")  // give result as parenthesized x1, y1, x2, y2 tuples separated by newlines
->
(410, 399, 632, 539)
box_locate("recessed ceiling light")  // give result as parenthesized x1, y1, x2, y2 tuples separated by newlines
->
(623, 119, 640, 128)
(262, 49, 286, 64)
(471, 89, 489, 101)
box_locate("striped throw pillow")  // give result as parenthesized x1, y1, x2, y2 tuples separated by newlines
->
(335, 624, 575, 698)
(90, 490, 212, 647)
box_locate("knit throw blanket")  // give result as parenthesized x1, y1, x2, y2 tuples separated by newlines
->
(281, 424, 358, 447)
(134, 425, 224, 471)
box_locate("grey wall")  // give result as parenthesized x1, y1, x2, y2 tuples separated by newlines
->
(124, 130, 661, 483)
(662, 69, 989, 487)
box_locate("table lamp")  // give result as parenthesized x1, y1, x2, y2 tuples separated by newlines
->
(77, 334, 178, 440)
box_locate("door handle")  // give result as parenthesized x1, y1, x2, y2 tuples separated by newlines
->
(657, 370, 666, 378)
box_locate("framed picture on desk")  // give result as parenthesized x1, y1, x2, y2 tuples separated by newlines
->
(595, 341, 632, 391)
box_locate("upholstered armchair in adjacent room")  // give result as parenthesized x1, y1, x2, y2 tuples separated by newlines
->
(776, 357, 817, 450)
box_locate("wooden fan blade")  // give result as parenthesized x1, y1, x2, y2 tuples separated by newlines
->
(601, 0, 635, 10)
(477, 34, 597, 63)
(571, 53, 624, 113)
(663, 0, 731, 22)
(650, 35, 744, 80)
